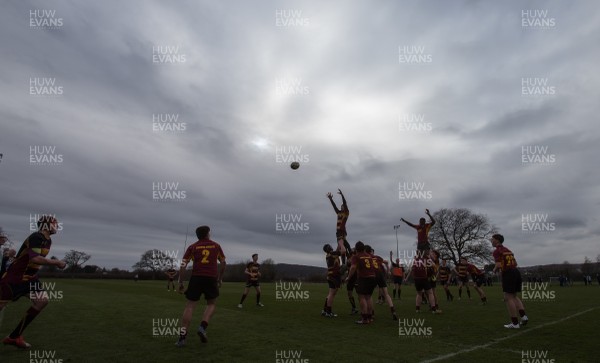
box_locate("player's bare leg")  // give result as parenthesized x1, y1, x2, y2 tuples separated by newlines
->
(427, 289, 440, 313)
(380, 287, 398, 320)
(177, 300, 198, 345)
(325, 287, 338, 317)
(255, 286, 263, 307)
(3, 295, 48, 349)
(415, 290, 423, 312)
(238, 287, 250, 307)
(197, 299, 217, 343)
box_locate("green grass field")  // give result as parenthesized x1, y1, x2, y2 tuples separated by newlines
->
(0, 279, 598, 363)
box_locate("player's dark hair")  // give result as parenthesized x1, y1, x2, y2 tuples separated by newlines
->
(322, 244, 332, 253)
(355, 241, 365, 252)
(252, 253, 258, 258)
(492, 234, 504, 243)
(37, 215, 57, 231)
(196, 225, 210, 239)
(365, 245, 373, 253)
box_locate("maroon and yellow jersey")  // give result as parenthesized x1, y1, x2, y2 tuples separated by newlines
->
(246, 262, 260, 282)
(455, 263, 468, 278)
(438, 266, 451, 281)
(466, 263, 484, 278)
(183, 239, 225, 278)
(493, 245, 517, 272)
(411, 256, 430, 279)
(336, 210, 349, 234)
(351, 252, 378, 278)
(2, 232, 51, 284)
(416, 223, 433, 244)
(373, 255, 386, 273)
(326, 251, 341, 278)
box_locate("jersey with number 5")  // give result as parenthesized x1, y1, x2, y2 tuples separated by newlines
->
(183, 239, 225, 278)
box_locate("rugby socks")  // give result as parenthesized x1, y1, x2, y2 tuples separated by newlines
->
(200, 320, 208, 331)
(348, 295, 356, 309)
(481, 297, 487, 303)
(518, 309, 526, 318)
(323, 298, 328, 310)
(467, 288, 471, 299)
(239, 294, 247, 304)
(393, 289, 397, 298)
(9, 307, 40, 339)
(256, 293, 261, 304)
(511, 317, 519, 325)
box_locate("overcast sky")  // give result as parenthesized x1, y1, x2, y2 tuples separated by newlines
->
(1, 0, 599, 270)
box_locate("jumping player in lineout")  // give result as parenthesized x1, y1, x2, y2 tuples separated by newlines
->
(400, 209, 436, 251)
(327, 189, 352, 264)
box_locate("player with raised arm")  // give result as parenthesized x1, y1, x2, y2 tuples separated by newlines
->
(400, 209, 436, 251)
(463, 258, 487, 304)
(238, 253, 264, 308)
(326, 189, 351, 263)
(0, 215, 67, 349)
(322, 244, 341, 317)
(389, 251, 405, 300)
(491, 234, 528, 329)
(437, 258, 454, 301)
(176, 226, 226, 346)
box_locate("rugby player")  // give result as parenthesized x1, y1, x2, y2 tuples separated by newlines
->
(454, 258, 471, 300)
(367, 246, 397, 320)
(165, 266, 178, 291)
(400, 209, 436, 251)
(238, 253, 264, 308)
(405, 250, 440, 314)
(463, 257, 487, 304)
(389, 251, 404, 300)
(437, 258, 454, 301)
(327, 189, 352, 263)
(346, 242, 377, 324)
(322, 244, 341, 317)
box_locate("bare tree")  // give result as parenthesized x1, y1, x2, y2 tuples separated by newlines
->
(132, 249, 174, 279)
(429, 208, 497, 266)
(64, 250, 91, 274)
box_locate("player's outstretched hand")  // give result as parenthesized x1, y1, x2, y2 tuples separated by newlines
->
(425, 209, 430, 215)
(56, 260, 66, 269)
(326, 192, 333, 198)
(337, 189, 343, 195)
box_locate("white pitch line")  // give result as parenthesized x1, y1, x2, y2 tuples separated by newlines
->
(420, 307, 598, 363)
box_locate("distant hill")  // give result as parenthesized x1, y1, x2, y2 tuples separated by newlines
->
(275, 263, 326, 281)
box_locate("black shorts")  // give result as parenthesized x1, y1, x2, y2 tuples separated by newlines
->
(336, 230, 347, 239)
(414, 278, 431, 292)
(346, 274, 357, 291)
(502, 269, 522, 294)
(245, 280, 260, 288)
(0, 279, 45, 302)
(393, 276, 403, 285)
(376, 272, 387, 288)
(439, 277, 449, 286)
(429, 280, 436, 289)
(168, 278, 174, 282)
(328, 275, 341, 289)
(356, 277, 377, 296)
(458, 276, 469, 284)
(474, 275, 485, 287)
(185, 276, 219, 301)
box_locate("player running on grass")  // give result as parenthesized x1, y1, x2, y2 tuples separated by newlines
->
(321, 244, 341, 317)
(327, 189, 352, 263)
(463, 258, 487, 304)
(176, 226, 226, 346)
(400, 209, 436, 251)
(0, 215, 67, 349)
(491, 234, 528, 329)
(238, 253, 264, 308)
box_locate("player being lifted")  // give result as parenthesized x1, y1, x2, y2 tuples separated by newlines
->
(491, 234, 528, 329)
(463, 257, 487, 304)
(400, 209, 436, 251)
(437, 258, 454, 301)
(0, 215, 67, 349)
(238, 253, 264, 308)
(176, 226, 226, 346)
(322, 244, 341, 317)
(165, 266, 178, 291)
(389, 251, 405, 300)
(327, 189, 351, 264)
